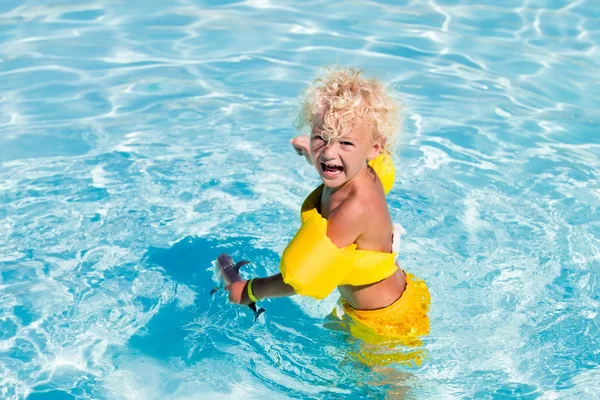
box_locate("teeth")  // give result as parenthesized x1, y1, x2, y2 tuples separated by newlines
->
(321, 162, 342, 177)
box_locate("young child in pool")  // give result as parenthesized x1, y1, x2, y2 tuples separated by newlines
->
(226, 67, 429, 344)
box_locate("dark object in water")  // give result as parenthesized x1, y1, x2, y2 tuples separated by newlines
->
(212, 253, 265, 321)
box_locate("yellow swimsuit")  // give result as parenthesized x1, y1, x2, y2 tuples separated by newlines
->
(279, 153, 430, 346)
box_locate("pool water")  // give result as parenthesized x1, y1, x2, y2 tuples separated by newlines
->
(1, 0, 599, 398)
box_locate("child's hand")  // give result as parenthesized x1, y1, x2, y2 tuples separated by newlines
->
(225, 280, 252, 305)
(291, 136, 312, 165)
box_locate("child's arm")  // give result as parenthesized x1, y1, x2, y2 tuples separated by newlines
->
(226, 274, 295, 305)
(226, 196, 366, 305)
(227, 201, 365, 305)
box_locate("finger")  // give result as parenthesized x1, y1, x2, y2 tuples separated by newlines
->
(291, 145, 303, 155)
(291, 137, 305, 147)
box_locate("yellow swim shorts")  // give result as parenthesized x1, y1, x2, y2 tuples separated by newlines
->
(334, 273, 430, 367)
(341, 273, 430, 344)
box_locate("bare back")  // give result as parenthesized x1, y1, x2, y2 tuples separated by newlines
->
(321, 166, 406, 310)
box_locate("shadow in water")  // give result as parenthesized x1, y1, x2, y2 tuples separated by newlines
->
(26, 391, 75, 400)
(127, 235, 286, 361)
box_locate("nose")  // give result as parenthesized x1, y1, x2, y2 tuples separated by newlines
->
(322, 141, 338, 159)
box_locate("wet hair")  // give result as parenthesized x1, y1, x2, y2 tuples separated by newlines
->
(296, 67, 400, 151)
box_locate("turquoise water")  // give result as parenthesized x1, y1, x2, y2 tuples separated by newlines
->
(1, 0, 599, 398)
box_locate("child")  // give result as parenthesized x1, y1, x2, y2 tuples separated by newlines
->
(226, 67, 429, 345)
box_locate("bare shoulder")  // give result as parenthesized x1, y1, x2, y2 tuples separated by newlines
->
(330, 192, 370, 223)
(355, 167, 389, 212)
(327, 178, 385, 247)
(326, 193, 369, 248)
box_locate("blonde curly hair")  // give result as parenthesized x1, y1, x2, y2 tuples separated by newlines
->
(296, 67, 400, 151)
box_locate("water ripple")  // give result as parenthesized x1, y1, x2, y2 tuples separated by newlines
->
(1, 0, 599, 399)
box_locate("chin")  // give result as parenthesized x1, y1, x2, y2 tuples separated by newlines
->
(320, 176, 345, 188)
(321, 180, 339, 188)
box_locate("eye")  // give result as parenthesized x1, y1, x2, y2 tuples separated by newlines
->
(340, 141, 354, 147)
(312, 135, 325, 142)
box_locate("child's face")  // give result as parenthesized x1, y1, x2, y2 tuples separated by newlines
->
(310, 115, 382, 188)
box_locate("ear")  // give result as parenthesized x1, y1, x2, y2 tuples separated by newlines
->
(367, 137, 385, 161)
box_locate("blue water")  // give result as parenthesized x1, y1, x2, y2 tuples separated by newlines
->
(1, 0, 599, 398)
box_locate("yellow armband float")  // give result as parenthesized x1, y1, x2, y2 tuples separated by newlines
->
(368, 151, 395, 195)
(280, 212, 354, 299)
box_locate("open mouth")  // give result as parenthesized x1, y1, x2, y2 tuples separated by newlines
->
(320, 162, 344, 177)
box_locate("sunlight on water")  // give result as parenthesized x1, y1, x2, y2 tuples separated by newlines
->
(0, 0, 599, 398)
